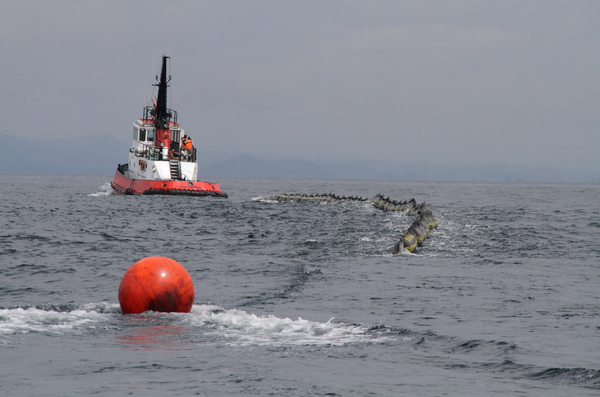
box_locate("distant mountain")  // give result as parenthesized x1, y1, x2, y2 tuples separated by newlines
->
(0, 133, 129, 175)
(200, 155, 337, 179)
(1, 133, 597, 183)
(199, 155, 600, 183)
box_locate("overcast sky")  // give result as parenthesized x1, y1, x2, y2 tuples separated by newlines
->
(1, 1, 599, 172)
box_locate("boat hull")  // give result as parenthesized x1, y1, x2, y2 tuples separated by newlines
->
(111, 166, 227, 197)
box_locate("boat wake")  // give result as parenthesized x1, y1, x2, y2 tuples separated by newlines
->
(0, 303, 119, 338)
(184, 305, 390, 347)
(1, 304, 598, 390)
(0, 304, 389, 347)
(88, 182, 113, 197)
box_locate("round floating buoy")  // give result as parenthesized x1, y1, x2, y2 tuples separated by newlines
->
(118, 256, 195, 314)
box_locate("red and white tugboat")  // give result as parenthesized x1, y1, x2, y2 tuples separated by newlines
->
(111, 55, 227, 197)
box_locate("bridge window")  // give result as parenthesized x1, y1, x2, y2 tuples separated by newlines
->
(170, 129, 180, 143)
(134, 126, 155, 142)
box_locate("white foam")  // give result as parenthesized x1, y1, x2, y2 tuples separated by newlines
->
(185, 305, 388, 346)
(0, 303, 119, 337)
(252, 196, 279, 203)
(0, 304, 389, 347)
(88, 182, 113, 197)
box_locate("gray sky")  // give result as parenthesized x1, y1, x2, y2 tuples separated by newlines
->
(2, 1, 599, 172)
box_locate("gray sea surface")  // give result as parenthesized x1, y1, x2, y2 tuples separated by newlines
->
(0, 174, 599, 396)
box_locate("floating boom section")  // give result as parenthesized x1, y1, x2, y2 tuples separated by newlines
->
(259, 193, 438, 254)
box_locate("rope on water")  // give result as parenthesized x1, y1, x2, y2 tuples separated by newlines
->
(228, 266, 320, 309)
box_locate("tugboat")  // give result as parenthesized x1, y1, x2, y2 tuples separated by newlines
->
(111, 55, 227, 197)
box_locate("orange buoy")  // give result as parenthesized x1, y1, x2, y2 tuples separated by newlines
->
(118, 256, 195, 314)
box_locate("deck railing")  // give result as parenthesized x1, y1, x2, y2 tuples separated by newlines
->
(131, 146, 196, 162)
(143, 106, 178, 124)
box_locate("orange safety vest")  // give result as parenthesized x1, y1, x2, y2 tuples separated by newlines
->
(184, 138, 193, 150)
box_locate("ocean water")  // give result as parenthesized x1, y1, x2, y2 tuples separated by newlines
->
(1, 174, 599, 396)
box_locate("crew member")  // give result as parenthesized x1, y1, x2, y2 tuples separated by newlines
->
(182, 135, 193, 160)
(181, 135, 188, 159)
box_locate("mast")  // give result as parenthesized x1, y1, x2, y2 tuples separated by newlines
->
(154, 55, 171, 155)
(155, 55, 170, 130)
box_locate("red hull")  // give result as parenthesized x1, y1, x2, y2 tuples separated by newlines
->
(111, 167, 227, 197)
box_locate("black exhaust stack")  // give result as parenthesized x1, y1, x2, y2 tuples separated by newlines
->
(155, 55, 170, 130)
